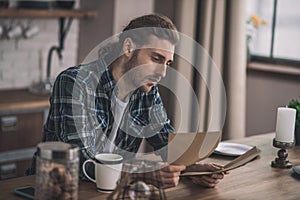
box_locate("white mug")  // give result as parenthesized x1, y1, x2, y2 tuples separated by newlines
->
(82, 153, 123, 193)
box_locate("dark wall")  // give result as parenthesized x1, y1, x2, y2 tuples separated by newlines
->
(246, 69, 300, 136)
(77, 0, 114, 63)
(154, 0, 176, 21)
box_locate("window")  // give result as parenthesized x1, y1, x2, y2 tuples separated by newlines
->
(246, 0, 300, 65)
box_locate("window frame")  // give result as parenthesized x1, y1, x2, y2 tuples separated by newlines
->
(250, 0, 300, 66)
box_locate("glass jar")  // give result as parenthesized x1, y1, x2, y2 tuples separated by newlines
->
(35, 142, 79, 200)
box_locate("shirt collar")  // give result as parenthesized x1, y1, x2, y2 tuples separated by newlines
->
(100, 64, 116, 94)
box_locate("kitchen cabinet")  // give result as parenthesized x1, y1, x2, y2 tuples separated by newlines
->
(0, 89, 49, 179)
(0, 9, 97, 179)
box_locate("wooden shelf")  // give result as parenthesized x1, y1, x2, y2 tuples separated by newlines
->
(0, 8, 97, 19)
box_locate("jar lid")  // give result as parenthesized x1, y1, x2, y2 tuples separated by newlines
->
(37, 142, 79, 160)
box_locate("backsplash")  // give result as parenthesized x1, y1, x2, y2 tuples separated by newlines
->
(0, 19, 78, 90)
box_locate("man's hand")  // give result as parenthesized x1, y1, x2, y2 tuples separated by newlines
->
(186, 163, 229, 188)
(159, 164, 186, 188)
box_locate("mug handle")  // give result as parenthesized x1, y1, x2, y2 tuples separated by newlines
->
(82, 159, 96, 183)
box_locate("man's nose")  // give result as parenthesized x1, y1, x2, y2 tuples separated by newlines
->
(155, 64, 167, 78)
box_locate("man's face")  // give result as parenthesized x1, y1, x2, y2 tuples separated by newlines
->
(124, 35, 175, 93)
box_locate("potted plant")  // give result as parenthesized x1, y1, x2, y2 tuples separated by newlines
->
(288, 96, 300, 145)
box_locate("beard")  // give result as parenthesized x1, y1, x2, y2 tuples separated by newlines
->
(122, 50, 154, 93)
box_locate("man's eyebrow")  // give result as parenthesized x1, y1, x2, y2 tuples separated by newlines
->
(152, 52, 173, 63)
(152, 52, 165, 59)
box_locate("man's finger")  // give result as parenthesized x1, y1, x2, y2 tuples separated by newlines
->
(160, 170, 181, 178)
(161, 164, 186, 172)
(161, 176, 180, 188)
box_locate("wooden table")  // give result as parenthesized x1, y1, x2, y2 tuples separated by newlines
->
(1, 133, 300, 200)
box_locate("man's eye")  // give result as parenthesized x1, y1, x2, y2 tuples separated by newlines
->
(152, 57, 160, 62)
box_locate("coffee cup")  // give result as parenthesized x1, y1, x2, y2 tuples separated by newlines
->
(82, 153, 123, 193)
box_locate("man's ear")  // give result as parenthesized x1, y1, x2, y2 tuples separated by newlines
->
(122, 37, 136, 57)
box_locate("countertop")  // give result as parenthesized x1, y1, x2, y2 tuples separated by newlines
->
(0, 89, 50, 114)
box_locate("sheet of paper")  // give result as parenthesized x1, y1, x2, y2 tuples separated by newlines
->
(180, 146, 261, 176)
(167, 132, 221, 166)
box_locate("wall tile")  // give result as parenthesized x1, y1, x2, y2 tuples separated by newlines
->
(0, 19, 78, 90)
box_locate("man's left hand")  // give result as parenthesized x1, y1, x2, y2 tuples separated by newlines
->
(185, 163, 229, 188)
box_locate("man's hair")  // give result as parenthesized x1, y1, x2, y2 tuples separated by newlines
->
(99, 14, 179, 63)
(119, 14, 179, 47)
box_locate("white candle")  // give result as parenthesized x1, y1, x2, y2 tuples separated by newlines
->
(275, 107, 296, 143)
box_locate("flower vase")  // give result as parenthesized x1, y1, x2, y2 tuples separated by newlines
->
(247, 44, 251, 63)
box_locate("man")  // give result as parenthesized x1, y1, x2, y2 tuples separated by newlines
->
(27, 14, 227, 188)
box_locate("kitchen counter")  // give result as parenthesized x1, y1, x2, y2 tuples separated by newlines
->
(0, 89, 50, 114)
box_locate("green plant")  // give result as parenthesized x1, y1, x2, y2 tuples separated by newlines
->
(288, 96, 300, 126)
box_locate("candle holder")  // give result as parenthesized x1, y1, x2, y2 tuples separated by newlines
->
(271, 138, 294, 168)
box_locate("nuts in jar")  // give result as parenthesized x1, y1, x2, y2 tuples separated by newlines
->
(35, 142, 79, 200)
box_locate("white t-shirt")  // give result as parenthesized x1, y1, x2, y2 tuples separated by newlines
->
(103, 96, 128, 153)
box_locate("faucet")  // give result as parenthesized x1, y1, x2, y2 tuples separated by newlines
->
(29, 18, 72, 95)
(46, 46, 62, 81)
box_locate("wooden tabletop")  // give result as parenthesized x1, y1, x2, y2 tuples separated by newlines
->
(0, 133, 300, 200)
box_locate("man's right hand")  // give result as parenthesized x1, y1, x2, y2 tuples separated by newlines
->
(158, 164, 186, 188)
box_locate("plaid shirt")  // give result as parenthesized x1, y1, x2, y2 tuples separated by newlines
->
(27, 57, 174, 178)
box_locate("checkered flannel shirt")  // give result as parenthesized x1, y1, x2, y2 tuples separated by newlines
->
(26, 57, 174, 178)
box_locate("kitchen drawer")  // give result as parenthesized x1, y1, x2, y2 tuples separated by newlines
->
(0, 112, 44, 152)
(0, 159, 32, 180)
(0, 147, 36, 180)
